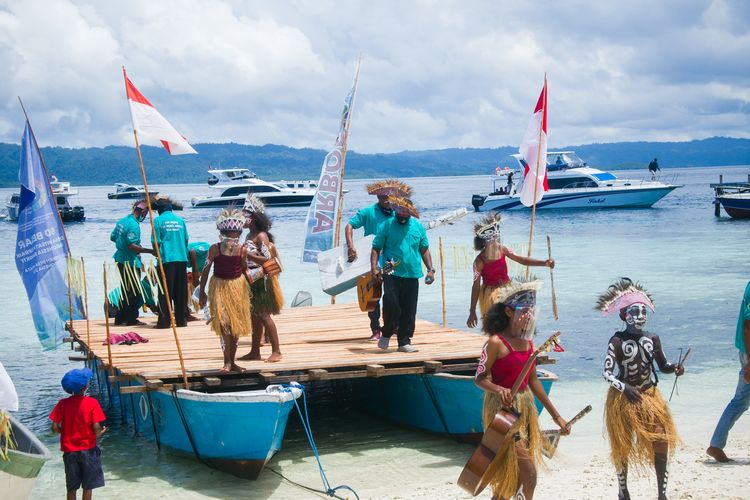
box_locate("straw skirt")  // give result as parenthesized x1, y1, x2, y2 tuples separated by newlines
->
(250, 276, 284, 316)
(207, 276, 251, 337)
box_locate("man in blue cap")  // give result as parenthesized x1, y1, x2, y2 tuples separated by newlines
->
(50, 368, 107, 499)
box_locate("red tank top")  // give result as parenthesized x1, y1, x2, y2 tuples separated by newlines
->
(481, 255, 509, 287)
(213, 252, 243, 279)
(490, 337, 534, 391)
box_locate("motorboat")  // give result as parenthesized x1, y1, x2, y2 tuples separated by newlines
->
(192, 168, 315, 208)
(107, 183, 156, 200)
(471, 151, 682, 211)
(711, 180, 750, 219)
(6, 178, 85, 222)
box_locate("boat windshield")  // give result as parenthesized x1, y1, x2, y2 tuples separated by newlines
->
(547, 152, 586, 171)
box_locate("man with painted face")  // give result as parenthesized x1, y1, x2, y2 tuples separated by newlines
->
(596, 278, 684, 500)
(109, 199, 154, 326)
(346, 180, 409, 341)
(371, 195, 434, 353)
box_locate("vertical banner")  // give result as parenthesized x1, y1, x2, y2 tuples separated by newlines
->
(15, 122, 84, 350)
(301, 65, 360, 263)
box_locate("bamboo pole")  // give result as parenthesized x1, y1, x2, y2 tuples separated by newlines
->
(81, 257, 92, 367)
(102, 263, 114, 381)
(123, 67, 189, 388)
(439, 237, 446, 328)
(546, 235, 558, 320)
(66, 259, 74, 334)
(525, 75, 547, 280)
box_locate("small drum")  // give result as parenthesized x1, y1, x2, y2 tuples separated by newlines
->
(261, 257, 282, 277)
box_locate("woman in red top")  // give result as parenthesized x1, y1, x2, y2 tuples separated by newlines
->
(467, 213, 554, 328)
(474, 281, 568, 500)
(199, 209, 252, 373)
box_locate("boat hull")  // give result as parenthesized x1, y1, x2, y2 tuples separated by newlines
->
(474, 185, 679, 211)
(128, 386, 301, 479)
(717, 195, 750, 219)
(353, 370, 556, 440)
(107, 191, 157, 200)
(192, 193, 314, 208)
(0, 414, 52, 500)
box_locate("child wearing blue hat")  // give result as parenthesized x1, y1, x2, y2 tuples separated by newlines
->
(49, 368, 107, 499)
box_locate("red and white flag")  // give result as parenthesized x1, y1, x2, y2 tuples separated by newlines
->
(518, 79, 548, 207)
(123, 69, 197, 155)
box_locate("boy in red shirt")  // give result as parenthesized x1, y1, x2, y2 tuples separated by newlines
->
(49, 368, 107, 500)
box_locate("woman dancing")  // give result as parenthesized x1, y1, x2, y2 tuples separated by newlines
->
(467, 213, 554, 328)
(199, 209, 251, 373)
(474, 280, 568, 500)
(597, 278, 683, 500)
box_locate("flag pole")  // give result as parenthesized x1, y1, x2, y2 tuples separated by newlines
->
(122, 67, 189, 388)
(525, 74, 547, 280)
(331, 55, 362, 305)
(439, 236, 447, 328)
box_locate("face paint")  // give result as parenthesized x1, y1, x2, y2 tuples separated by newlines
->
(506, 290, 538, 340)
(624, 303, 648, 330)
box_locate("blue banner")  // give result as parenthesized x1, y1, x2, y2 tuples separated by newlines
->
(15, 122, 83, 350)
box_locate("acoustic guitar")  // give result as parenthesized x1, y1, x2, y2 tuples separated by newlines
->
(356, 260, 399, 312)
(541, 404, 592, 458)
(457, 332, 562, 497)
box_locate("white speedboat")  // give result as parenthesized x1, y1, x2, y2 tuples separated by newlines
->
(6, 178, 85, 222)
(471, 151, 682, 211)
(192, 168, 315, 208)
(107, 183, 156, 200)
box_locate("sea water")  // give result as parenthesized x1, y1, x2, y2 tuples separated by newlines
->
(1, 165, 748, 499)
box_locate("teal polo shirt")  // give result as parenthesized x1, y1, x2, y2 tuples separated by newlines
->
(736, 281, 750, 353)
(110, 214, 142, 268)
(153, 211, 189, 263)
(349, 202, 393, 236)
(188, 241, 210, 272)
(372, 217, 429, 279)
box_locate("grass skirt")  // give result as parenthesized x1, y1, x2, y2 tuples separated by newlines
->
(604, 386, 679, 472)
(482, 388, 550, 499)
(208, 276, 251, 337)
(479, 284, 507, 317)
(250, 276, 284, 316)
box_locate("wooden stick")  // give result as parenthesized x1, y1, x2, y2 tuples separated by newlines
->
(66, 257, 74, 333)
(81, 257, 91, 366)
(102, 263, 114, 382)
(546, 235, 558, 320)
(525, 75, 547, 280)
(439, 236, 446, 328)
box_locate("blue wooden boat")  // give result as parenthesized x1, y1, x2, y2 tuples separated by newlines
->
(126, 383, 302, 479)
(354, 369, 557, 440)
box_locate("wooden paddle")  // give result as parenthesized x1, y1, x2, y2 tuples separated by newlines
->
(541, 405, 592, 458)
(547, 235, 558, 321)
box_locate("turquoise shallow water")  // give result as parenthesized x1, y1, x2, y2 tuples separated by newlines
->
(1, 164, 748, 498)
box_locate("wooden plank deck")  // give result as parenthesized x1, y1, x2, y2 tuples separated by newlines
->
(70, 303, 492, 391)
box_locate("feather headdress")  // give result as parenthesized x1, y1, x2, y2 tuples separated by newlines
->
(474, 213, 502, 241)
(243, 193, 265, 214)
(389, 196, 420, 218)
(367, 179, 413, 198)
(595, 278, 655, 317)
(216, 208, 246, 232)
(151, 194, 183, 211)
(493, 279, 542, 307)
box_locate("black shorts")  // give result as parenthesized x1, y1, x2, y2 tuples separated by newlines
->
(63, 446, 105, 491)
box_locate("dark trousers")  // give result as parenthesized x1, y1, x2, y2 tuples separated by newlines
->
(382, 275, 419, 346)
(157, 261, 188, 327)
(115, 263, 140, 325)
(368, 300, 382, 332)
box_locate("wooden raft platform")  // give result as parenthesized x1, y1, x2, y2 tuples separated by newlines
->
(69, 303, 504, 393)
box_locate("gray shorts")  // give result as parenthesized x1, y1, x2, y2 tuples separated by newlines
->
(63, 446, 104, 491)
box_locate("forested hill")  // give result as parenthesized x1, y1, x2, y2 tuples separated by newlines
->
(0, 136, 748, 187)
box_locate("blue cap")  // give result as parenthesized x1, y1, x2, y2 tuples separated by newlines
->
(61, 368, 93, 394)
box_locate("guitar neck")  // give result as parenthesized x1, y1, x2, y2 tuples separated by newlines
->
(509, 332, 560, 400)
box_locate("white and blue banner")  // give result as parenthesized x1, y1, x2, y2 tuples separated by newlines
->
(15, 122, 84, 350)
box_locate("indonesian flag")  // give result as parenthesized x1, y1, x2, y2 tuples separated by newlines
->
(123, 69, 197, 155)
(518, 79, 548, 207)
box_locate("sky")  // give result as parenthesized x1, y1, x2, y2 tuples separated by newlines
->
(0, 0, 748, 153)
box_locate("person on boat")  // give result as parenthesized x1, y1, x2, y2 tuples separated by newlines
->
(198, 209, 251, 373)
(151, 195, 189, 328)
(505, 171, 514, 195)
(706, 280, 750, 463)
(109, 199, 154, 326)
(596, 278, 683, 500)
(186, 241, 210, 320)
(474, 280, 568, 500)
(648, 158, 660, 180)
(238, 194, 284, 363)
(372, 195, 435, 353)
(345, 180, 409, 341)
(49, 368, 107, 499)
(466, 213, 554, 328)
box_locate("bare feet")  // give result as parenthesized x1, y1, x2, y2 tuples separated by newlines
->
(230, 363, 246, 373)
(219, 363, 232, 373)
(238, 351, 262, 361)
(265, 352, 282, 363)
(706, 446, 732, 463)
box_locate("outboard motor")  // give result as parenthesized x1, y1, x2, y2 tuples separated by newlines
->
(471, 195, 486, 212)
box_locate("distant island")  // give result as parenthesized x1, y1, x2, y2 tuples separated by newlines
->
(0, 136, 748, 187)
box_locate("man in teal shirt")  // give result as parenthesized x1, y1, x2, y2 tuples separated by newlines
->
(188, 241, 210, 286)
(371, 196, 434, 353)
(152, 196, 189, 328)
(707, 280, 750, 462)
(110, 200, 153, 326)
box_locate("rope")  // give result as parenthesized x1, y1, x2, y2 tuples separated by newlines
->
(420, 375, 457, 441)
(278, 383, 360, 500)
(170, 390, 211, 467)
